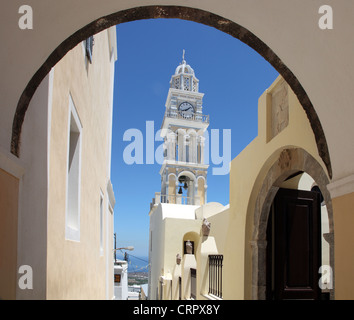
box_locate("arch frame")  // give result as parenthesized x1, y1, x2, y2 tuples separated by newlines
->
(196, 175, 206, 184)
(177, 170, 196, 183)
(167, 172, 177, 182)
(247, 147, 334, 300)
(10, 5, 332, 178)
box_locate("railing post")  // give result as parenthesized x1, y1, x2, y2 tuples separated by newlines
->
(155, 192, 161, 205)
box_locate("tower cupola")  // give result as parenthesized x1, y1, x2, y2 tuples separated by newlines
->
(170, 50, 199, 92)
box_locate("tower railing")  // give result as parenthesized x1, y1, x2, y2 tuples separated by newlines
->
(150, 192, 201, 209)
(164, 111, 209, 124)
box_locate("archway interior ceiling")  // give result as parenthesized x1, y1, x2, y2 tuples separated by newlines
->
(6, 4, 335, 179)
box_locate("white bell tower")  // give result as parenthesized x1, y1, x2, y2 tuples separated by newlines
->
(159, 51, 209, 205)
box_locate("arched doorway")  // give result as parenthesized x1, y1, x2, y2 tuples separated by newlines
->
(266, 173, 332, 299)
(11, 6, 331, 180)
(250, 148, 334, 299)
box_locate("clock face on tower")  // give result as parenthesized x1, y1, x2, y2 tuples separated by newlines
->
(178, 102, 194, 118)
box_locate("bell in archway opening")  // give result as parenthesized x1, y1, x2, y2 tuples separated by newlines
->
(178, 186, 183, 194)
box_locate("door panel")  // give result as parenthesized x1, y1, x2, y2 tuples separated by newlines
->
(272, 188, 321, 300)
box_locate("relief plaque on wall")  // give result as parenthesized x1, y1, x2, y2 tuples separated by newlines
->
(270, 79, 289, 140)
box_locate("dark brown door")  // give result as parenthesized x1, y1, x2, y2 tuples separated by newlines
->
(267, 188, 321, 300)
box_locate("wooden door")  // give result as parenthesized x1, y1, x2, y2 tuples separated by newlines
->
(267, 188, 321, 300)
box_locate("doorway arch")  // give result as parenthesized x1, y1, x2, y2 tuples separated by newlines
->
(248, 147, 334, 299)
(11, 5, 331, 179)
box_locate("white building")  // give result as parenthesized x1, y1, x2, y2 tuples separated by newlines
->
(114, 260, 129, 300)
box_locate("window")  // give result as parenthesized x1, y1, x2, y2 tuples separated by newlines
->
(183, 76, 190, 91)
(65, 95, 82, 241)
(184, 240, 194, 255)
(85, 36, 94, 63)
(99, 193, 104, 255)
(208, 255, 223, 298)
(114, 274, 121, 283)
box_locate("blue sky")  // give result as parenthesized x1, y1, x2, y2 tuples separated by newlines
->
(111, 19, 279, 258)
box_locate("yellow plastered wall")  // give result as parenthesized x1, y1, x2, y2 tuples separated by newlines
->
(195, 203, 229, 299)
(46, 29, 115, 299)
(332, 192, 354, 300)
(0, 169, 19, 299)
(163, 218, 200, 300)
(223, 75, 328, 299)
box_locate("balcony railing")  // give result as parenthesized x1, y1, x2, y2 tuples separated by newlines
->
(164, 111, 209, 124)
(208, 255, 223, 299)
(150, 193, 201, 209)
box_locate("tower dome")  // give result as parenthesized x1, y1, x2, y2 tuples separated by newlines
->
(170, 50, 199, 92)
(174, 59, 195, 76)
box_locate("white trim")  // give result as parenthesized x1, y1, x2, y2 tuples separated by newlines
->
(187, 128, 197, 135)
(177, 170, 196, 182)
(107, 179, 115, 209)
(327, 173, 354, 199)
(106, 202, 114, 300)
(106, 40, 115, 178)
(107, 26, 117, 62)
(159, 160, 209, 176)
(65, 94, 82, 242)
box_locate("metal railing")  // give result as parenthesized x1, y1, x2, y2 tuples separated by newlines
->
(164, 111, 209, 124)
(208, 255, 223, 298)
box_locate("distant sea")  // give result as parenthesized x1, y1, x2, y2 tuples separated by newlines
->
(126, 255, 149, 273)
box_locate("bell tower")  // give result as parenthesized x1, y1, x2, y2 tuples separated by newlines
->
(159, 51, 209, 205)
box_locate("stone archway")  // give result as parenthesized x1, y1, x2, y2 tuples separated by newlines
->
(249, 147, 334, 299)
(11, 5, 331, 179)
